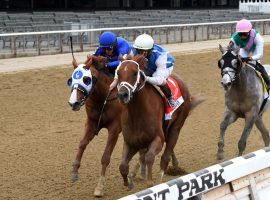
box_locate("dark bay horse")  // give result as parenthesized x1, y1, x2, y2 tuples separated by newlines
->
(217, 45, 270, 160)
(67, 56, 122, 197)
(117, 55, 202, 187)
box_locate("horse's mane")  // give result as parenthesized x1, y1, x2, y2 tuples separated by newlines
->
(85, 55, 113, 78)
(133, 55, 147, 70)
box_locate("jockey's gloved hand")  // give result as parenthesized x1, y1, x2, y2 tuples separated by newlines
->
(241, 57, 252, 63)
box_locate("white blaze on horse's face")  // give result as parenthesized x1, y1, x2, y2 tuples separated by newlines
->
(117, 60, 141, 104)
(68, 64, 93, 109)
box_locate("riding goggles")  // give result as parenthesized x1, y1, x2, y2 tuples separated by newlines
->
(238, 32, 249, 37)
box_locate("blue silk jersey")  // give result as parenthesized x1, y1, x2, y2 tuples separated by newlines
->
(94, 37, 131, 71)
(132, 44, 174, 75)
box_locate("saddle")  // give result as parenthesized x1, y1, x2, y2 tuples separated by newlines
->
(246, 63, 270, 114)
(153, 77, 184, 120)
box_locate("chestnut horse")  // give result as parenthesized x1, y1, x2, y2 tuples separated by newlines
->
(68, 56, 122, 197)
(117, 55, 202, 187)
(67, 56, 182, 196)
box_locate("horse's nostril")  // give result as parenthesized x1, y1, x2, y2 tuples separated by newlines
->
(123, 93, 129, 99)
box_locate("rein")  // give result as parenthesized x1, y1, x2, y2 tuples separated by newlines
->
(93, 66, 118, 135)
(95, 90, 112, 135)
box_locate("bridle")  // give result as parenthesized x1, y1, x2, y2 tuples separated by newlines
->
(219, 51, 243, 83)
(117, 60, 146, 102)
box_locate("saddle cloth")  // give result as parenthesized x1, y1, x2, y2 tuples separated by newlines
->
(259, 64, 270, 100)
(163, 77, 184, 120)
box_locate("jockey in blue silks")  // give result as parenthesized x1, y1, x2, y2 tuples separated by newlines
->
(110, 33, 175, 107)
(92, 31, 132, 75)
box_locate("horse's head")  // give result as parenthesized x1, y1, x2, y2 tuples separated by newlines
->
(117, 55, 147, 104)
(67, 56, 106, 111)
(218, 44, 241, 91)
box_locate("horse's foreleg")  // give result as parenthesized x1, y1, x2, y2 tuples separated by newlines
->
(218, 110, 237, 160)
(238, 109, 258, 156)
(94, 126, 120, 197)
(160, 130, 180, 177)
(145, 136, 163, 186)
(130, 149, 146, 180)
(119, 142, 138, 189)
(255, 116, 270, 147)
(71, 119, 96, 182)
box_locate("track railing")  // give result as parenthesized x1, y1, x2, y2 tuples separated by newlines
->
(120, 147, 270, 200)
(0, 19, 270, 58)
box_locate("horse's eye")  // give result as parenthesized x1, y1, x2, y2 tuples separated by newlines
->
(133, 72, 137, 77)
(83, 76, 91, 86)
(67, 77, 72, 86)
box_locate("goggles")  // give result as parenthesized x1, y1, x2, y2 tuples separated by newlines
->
(238, 32, 249, 37)
(135, 49, 148, 55)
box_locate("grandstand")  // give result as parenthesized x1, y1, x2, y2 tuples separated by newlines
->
(1, 8, 270, 58)
(1, 9, 270, 33)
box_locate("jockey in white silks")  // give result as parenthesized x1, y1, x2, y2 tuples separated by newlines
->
(110, 34, 176, 107)
(229, 19, 270, 90)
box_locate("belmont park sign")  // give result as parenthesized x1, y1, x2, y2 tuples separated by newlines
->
(120, 148, 270, 200)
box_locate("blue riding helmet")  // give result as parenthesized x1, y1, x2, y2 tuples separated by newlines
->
(99, 32, 117, 49)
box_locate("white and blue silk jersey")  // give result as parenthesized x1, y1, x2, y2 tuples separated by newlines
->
(132, 44, 175, 76)
(94, 37, 131, 71)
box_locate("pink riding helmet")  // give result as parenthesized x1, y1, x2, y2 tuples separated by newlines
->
(236, 19, 252, 33)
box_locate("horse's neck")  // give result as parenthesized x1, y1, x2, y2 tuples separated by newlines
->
(89, 72, 112, 103)
(127, 84, 159, 114)
(230, 67, 261, 98)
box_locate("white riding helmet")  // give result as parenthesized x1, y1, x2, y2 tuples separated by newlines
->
(133, 34, 154, 50)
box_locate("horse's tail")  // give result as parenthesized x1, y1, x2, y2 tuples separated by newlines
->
(189, 94, 205, 113)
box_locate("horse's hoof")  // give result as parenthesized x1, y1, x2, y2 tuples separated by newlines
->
(129, 172, 136, 178)
(217, 152, 224, 160)
(146, 180, 154, 188)
(139, 173, 146, 180)
(71, 173, 79, 182)
(160, 170, 165, 182)
(166, 166, 186, 176)
(128, 177, 134, 190)
(94, 187, 104, 197)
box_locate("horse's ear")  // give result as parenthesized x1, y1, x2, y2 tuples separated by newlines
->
(219, 44, 225, 54)
(125, 54, 133, 60)
(72, 57, 78, 69)
(85, 56, 92, 70)
(119, 54, 125, 62)
(97, 55, 107, 65)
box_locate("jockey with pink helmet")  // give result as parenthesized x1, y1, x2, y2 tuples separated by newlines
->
(229, 19, 270, 90)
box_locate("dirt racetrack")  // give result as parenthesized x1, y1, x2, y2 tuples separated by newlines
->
(1, 46, 270, 200)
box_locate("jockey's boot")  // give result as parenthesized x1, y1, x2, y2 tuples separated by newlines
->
(160, 83, 175, 107)
(255, 62, 270, 91)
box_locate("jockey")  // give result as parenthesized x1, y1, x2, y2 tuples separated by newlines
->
(229, 19, 270, 90)
(92, 31, 132, 75)
(111, 33, 175, 107)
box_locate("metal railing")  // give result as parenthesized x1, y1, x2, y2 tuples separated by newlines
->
(1, 19, 270, 58)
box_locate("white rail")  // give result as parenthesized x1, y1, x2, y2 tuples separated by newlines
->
(1, 19, 270, 37)
(1, 19, 270, 58)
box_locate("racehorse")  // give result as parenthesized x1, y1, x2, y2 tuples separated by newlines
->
(217, 45, 270, 160)
(67, 56, 122, 197)
(117, 55, 202, 187)
(67, 55, 184, 196)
